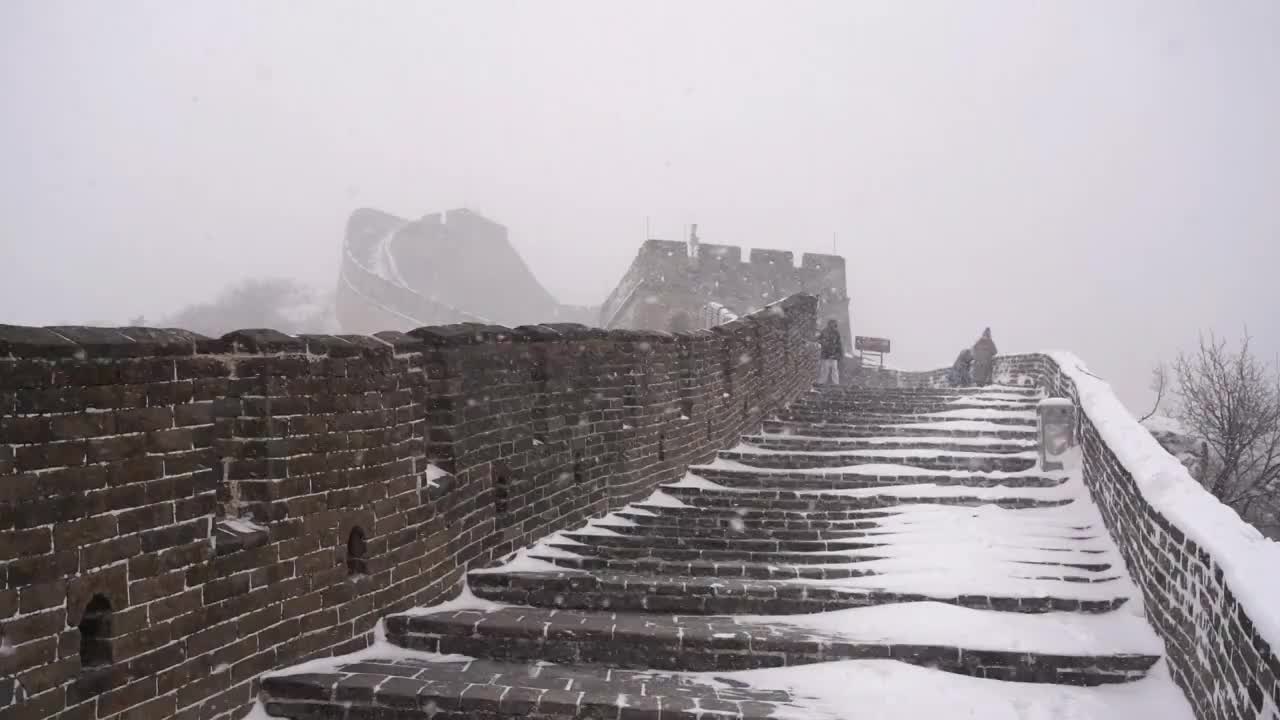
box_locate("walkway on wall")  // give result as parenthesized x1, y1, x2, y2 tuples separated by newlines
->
(256, 385, 1195, 719)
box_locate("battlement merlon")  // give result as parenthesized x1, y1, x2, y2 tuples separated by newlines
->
(747, 249, 795, 268)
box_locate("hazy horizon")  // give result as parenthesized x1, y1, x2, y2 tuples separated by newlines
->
(3, 0, 1278, 413)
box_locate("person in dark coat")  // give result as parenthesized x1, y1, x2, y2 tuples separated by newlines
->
(971, 328, 998, 386)
(948, 348, 973, 387)
(817, 319, 842, 384)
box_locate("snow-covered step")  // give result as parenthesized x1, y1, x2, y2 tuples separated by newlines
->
(654, 485, 1073, 511)
(261, 656, 794, 719)
(383, 605, 1161, 685)
(771, 407, 1038, 427)
(540, 535, 1113, 576)
(792, 396, 1041, 415)
(743, 432, 1036, 454)
(690, 464, 1067, 490)
(259, 654, 1194, 720)
(813, 384, 1041, 399)
(717, 446, 1040, 473)
(592, 512, 1101, 543)
(762, 418, 1038, 440)
(466, 569, 1131, 615)
(523, 549, 879, 580)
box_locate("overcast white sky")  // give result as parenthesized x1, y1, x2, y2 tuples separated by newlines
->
(2, 0, 1277, 411)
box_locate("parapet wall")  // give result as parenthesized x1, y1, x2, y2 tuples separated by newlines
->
(855, 353, 1280, 720)
(0, 294, 819, 720)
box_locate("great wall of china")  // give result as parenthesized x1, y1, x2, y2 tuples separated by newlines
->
(1, 208, 1277, 720)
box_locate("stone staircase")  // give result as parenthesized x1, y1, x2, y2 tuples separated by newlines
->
(257, 384, 1183, 719)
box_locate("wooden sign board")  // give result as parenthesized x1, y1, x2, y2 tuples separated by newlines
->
(855, 336, 891, 354)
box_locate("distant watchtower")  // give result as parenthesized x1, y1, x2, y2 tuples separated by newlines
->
(599, 234, 851, 341)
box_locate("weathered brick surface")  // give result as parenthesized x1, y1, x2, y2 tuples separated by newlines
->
(0, 294, 818, 720)
(989, 354, 1278, 720)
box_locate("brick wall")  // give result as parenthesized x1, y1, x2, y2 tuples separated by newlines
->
(0, 294, 819, 720)
(995, 353, 1278, 720)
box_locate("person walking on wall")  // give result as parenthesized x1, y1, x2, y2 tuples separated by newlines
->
(818, 319, 842, 385)
(948, 348, 973, 387)
(971, 328, 998, 386)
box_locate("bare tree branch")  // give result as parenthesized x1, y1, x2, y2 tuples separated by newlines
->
(1138, 363, 1167, 423)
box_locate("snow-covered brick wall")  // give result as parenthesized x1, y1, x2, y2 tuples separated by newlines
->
(994, 352, 1280, 720)
(0, 293, 819, 720)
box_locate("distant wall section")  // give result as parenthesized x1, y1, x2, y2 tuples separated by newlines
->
(601, 239, 850, 344)
(336, 208, 598, 336)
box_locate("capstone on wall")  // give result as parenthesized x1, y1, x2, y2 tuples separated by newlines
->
(0, 294, 819, 720)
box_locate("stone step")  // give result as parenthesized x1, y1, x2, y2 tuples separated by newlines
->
(718, 448, 1039, 473)
(526, 551, 879, 579)
(467, 569, 1130, 615)
(545, 536, 1114, 575)
(742, 434, 1036, 454)
(383, 606, 1158, 684)
(761, 419, 1037, 440)
(658, 485, 1071, 511)
(691, 465, 1067, 489)
(771, 408, 1038, 427)
(792, 398, 1041, 415)
(545, 538, 1113, 574)
(814, 385, 1041, 398)
(600, 516, 1101, 542)
(561, 530, 885, 554)
(260, 657, 792, 719)
(544, 539, 885, 565)
(617, 506, 895, 530)
(559, 531, 1111, 567)
(527, 548, 1110, 584)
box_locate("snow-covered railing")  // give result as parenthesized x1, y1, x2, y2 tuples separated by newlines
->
(994, 352, 1280, 720)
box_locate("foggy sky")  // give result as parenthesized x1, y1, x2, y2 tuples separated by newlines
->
(2, 0, 1278, 412)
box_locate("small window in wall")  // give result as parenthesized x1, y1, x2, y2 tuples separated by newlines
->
(494, 471, 510, 515)
(78, 594, 113, 670)
(347, 527, 368, 576)
(681, 399, 695, 418)
(573, 451, 585, 485)
(658, 432, 666, 461)
(706, 418, 713, 440)
(743, 397, 750, 416)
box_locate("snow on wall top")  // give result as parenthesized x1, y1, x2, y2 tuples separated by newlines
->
(1050, 351, 1280, 646)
